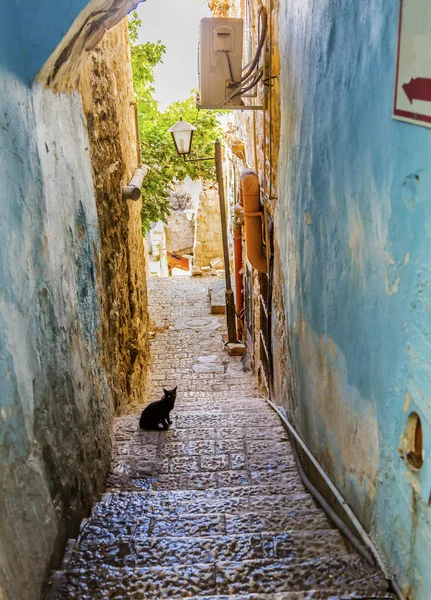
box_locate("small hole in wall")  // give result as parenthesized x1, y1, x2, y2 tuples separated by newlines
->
(405, 412, 424, 470)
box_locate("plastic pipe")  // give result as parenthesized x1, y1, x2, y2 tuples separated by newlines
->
(122, 166, 148, 201)
(240, 169, 268, 273)
(130, 101, 142, 168)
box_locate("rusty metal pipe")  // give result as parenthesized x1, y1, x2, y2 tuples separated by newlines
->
(240, 169, 268, 273)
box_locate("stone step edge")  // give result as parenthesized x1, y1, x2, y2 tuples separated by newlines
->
(175, 595, 396, 600)
(97, 486, 309, 501)
(80, 508, 329, 533)
(58, 555, 386, 578)
(76, 520, 337, 545)
(174, 595, 396, 600)
(48, 558, 391, 600)
(72, 528, 348, 550)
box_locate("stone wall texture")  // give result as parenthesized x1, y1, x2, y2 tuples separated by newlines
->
(223, 0, 281, 393)
(165, 211, 196, 256)
(0, 4, 148, 599)
(194, 184, 224, 268)
(80, 19, 149, 413)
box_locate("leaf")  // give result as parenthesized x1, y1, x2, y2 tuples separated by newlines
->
(128, 17, 226, 234)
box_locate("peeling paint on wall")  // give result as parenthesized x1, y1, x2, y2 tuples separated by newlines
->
(276, 0, 431, 597)
(296, 319, 380, 507)
(0, 4, 148, 599)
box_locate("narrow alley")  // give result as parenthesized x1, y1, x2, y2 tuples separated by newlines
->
(51, 277, 394, 599)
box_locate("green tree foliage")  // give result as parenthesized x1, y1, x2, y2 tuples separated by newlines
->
(129, 12, 165, 123)
(128, 12, 225, 233)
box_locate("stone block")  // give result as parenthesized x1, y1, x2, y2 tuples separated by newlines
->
(226, 343, 246, 356)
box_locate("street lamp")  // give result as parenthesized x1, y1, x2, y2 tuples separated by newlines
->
(168, 119, 237, 345)
(168, 118, 196, 157)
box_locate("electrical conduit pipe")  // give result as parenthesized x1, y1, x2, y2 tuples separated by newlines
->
(240, 169, 268, 273)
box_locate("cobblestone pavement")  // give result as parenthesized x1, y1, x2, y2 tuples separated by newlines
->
(53, 277, 395, 599)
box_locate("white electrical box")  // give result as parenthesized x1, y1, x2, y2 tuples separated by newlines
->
(197, 18, 244, 109)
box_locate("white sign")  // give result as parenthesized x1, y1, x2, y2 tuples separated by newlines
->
(393, 0, 431, 128)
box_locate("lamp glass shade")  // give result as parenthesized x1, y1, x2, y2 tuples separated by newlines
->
(168, 119, 197, 156)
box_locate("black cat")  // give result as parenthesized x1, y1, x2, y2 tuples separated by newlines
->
(139, 387, 177, 430)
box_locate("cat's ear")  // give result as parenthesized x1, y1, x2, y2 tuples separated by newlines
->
(163, 388, 168, 394)
(173, 386, 177, 392)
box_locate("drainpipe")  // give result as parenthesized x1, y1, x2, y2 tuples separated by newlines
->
(233, 198, 244, 341)
(122, 102, 146, 201)
(130, 101, 142, 168)
(240, 169, 268, 273)
(122, 166, 148, 201)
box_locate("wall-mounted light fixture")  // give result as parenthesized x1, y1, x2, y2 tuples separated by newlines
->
(168, 118, 197, 158)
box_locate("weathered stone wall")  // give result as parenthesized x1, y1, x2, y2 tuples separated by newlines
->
(194, 183, 224, 268)
(0, 81, 113, 600)
(0, 7, 148, 600)
(165, 211, 195, 256)
(165, 188, 196, 256)
(222, 0, 281, 392)
(80, 19, 149, 413)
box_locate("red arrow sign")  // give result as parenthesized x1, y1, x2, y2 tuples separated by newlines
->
(403, 77, 431, 104)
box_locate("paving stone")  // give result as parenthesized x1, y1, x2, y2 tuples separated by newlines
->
(230, 454, 247, 470)
(57, 564, 217, 599)
(169, 455, 201, 473)
(217, 470, 250, 487)
(215, 556, 391, 595)
(53, 277, 393, 599)
(152, 513, 225, 537)
(201, 454, 230, 471)
(225, 509, 332, 534)
(170, 427, 217, 441)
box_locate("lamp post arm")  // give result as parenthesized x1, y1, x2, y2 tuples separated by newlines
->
(182, 156, 215, 162)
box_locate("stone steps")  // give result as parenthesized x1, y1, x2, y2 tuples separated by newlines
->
(86, 487, 321, 516)
(77, 511, 334, 543)
(67, 530, 351, 570)
(51, 278, 395, 599)
(177, 594, 395, 600)
(55, 555, 392, 599)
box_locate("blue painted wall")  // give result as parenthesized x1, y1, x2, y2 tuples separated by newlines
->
(0, 1, 113, 597)
(277, 1, 431, 597)
(19, 0, 90, 82)
(1, 0, 90, 84)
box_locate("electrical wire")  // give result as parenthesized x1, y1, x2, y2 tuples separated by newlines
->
(233, 7, 267, 86)
(217, 8, 268, 108)
(236, 71, 263, 96)
(219, 67, 263, 107)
